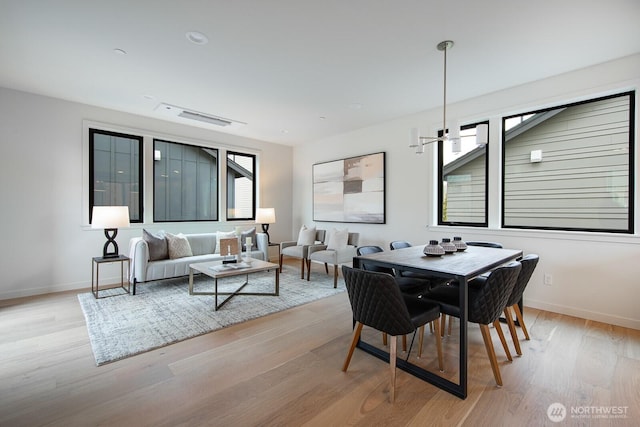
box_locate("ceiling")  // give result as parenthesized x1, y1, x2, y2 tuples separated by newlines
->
(1, 0, 639, 146)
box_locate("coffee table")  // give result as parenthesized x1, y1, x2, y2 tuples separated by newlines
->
(188, 258, 279, 310)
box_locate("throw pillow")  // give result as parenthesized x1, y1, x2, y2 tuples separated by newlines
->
(142, 229, 168, 261)
(165, 232, 193, 259)
(296, 225, 316, 246)
(327, 228, 349, 251)
(215, 230, 238, 254)
(241, 227, 258, 250)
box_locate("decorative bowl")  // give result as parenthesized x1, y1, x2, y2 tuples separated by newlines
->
(441, 238, 457, 254)
(424, 240, 445, 257)
(453, 236, 467, 251)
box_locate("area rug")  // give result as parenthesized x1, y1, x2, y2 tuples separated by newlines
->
(78, 264, 344, 366)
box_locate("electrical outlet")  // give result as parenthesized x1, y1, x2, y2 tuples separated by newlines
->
(544, 273, 553, 286)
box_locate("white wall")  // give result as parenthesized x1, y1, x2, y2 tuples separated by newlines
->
(0, 88, 292, 299)
(292, 54, 640, 329)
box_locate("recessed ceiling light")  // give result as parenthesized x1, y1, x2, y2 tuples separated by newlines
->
(143, 94, 155, 100)
(281, 129, 289, 134)
(186, 31, 209, 45)
(319, 116, 326, 120)
(348, 103, 363, 110)
(113, 48, 127, 55)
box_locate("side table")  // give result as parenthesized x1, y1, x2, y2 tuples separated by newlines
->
(267, 242, 280, 263)
(92, 255, 131, 299)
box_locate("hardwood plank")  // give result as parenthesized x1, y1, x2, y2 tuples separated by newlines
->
(0, 261, 639, 426)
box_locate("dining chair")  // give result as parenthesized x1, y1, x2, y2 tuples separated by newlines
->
(389, 241, 450, 287)
(357, 245, 435, 350)
(280, 228, 326, 279)
(503, 254, 539, 355)
(423, 260, 522, 386)
(341, 266, 443, 403)
(439, 240, 504, 335)
(465, 241, 503, 248)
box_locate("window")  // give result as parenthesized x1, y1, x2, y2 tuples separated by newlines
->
(502, 91, 634, 233)
(226, 151, 256, 220)
(153, 139, 218, 222)
(438, 121, 489, 226)
(89, 129, 143, 222)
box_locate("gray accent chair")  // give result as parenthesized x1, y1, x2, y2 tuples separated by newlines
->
(307, 232, 359, 288)
(279, 229, 326, 279)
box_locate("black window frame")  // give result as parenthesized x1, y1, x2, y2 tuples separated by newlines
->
(89, 128, 143, 223)
(152, 139, 220, 223)
(501, 91, 635, 234)
(226, 150, 257, 221)
(437, 121, 490, 227)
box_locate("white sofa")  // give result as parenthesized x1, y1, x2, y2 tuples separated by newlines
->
(129, 232, 268, 293)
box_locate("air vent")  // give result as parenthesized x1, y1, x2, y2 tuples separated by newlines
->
(155, 103, 246, 128)
(178, 110, 231, 126)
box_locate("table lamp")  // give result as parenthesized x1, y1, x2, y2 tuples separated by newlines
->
(91, 206, 130, 258)
(255, 208, 276, 244)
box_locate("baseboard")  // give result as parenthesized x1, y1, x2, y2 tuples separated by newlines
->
(525, 298, 640, 330)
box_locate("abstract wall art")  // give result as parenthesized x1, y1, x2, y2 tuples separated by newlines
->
(313, 152, 385, 223)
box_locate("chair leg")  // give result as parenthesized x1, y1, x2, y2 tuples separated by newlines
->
(493, 320, 512, 361)
(513, 304, 530, 340)
(440, 314, 446, 337)
(279, 254, 284, 273)
(389, 335, 397, 403)
(448, 315, 453, 336)
(479, 324, 503, 386)
(418, 325, 425, 358)
(433, 317, 444, 371)
(382, 332, 388, 346)
(333, 265, 338, 288)
(342, 322, 364, 372)
(324, 262, 329, 274)
(504, 306, 522, 356)
(306, 259, 311, 281)
(301, 258, 306, 280)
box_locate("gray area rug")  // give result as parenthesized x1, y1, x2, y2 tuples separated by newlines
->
(78, 264, 344, 365)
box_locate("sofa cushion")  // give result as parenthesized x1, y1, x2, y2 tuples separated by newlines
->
(166, 232, 193, 259)
(241, 227, 258, 250)
(143, 229, 168, 261)
(296, 225, 316, 245)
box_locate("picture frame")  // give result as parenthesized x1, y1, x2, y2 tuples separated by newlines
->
(313, 152, 385, 224)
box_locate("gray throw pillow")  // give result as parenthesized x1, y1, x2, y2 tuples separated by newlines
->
(241, 227, 258, 250)
(143, 229, 168, 261)
(165, 232, 193, 259)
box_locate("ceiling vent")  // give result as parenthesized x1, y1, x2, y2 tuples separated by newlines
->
(155, 103, 246, 128)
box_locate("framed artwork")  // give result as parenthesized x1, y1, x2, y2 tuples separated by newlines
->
(313, 152, 385, 224)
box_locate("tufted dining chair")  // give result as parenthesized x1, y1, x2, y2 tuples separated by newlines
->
(423, 261, 522, 386)
(341, 266, 443, 403)
(307, 232, 359, 288)
(280, 228, 326, 279)
(503, 254, 539, 355)
(357, 245, 437, 350)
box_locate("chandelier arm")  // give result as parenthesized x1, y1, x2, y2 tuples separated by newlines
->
(442, 42, 447, 141)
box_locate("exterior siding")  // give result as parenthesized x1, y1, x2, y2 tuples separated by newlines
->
(503, 95, 631, 230)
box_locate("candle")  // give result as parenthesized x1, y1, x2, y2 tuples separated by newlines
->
(246, 237, 252, 248)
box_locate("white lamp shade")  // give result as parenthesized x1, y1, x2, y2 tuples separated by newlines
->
(91, 206, 130, 228)
(448, 121, 460, 141)
(255, 208, 276, 224)
(476, 123, 489, 145)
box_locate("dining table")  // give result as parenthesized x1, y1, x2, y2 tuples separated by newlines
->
(352, 244, 523, 399)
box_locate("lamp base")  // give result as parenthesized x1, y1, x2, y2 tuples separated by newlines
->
(261, 223, 271, 244)
(102, 228, 120, 258)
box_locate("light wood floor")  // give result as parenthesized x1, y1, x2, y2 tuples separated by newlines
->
(1, 262, 639, 426)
